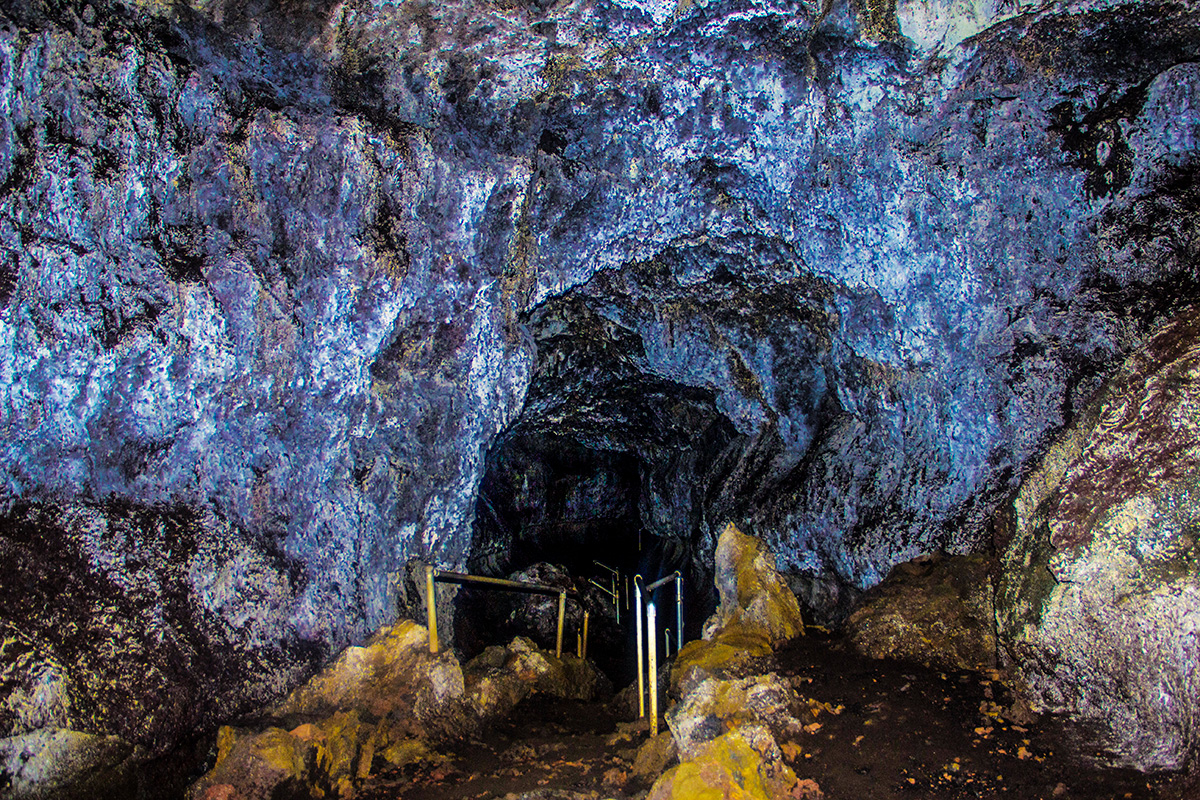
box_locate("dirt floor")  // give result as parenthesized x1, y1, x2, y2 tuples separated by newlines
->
(357, 632, 1195, 800)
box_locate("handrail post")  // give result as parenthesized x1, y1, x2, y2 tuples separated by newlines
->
(582, 610, 589, 660)
(634, 575, 645, 718)
(555, 590, 566, 659)
(647, 602, 659, 737)
(425, 565, 439, 654)
(675, 571, 683, 653)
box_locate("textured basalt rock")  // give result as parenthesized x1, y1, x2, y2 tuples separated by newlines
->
(845, 552, 997, 673)
(704, 522, 807, 644)
(0, 728, 137, 800)
(666, 673, 806, 761)
(647, 724, 813, 800)
(189, 624, 607, 799)
(0, 0, 1199, 779)
(0, 501, 316, 796)
(997, 309, 1200, 771)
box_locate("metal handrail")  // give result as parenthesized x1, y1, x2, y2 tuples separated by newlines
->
(643, 570, 683, 653)
(433, 569, 580, 598)
(422, 566, 584, 659)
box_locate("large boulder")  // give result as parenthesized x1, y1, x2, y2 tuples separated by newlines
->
(270, 621, 464, 733)
(845, 553, 997, 673)
(704, 524, 806, 645)
(189, 625, 609, 799)
(189, 621, 465, 799)
(997, 310, 1200, 771)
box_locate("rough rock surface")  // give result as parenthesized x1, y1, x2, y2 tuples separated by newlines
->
(705, 523, 807, 644)
(1, 0, 1199, 778)
(0, 728, 137, 800)
(648, 724, 813, 800)
(670, 625, 775, 699)
(666, 673, 805, 761)
(997, 309, 1200, 771)
(189, 625, 607, 799)
(651, 530, 818, 799)
(845, 553, 997, 673)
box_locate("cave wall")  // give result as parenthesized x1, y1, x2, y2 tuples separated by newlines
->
(0, 0, 1198, 770)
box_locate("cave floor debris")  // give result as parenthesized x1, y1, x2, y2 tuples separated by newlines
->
(356, 697, 644, 800)
(355, 631, 1194, 800)
(772, 632, 1193, 800)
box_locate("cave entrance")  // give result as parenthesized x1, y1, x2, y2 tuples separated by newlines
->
(450, 294, 740, 683)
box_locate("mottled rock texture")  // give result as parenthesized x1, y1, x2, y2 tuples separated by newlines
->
(189, 624, 607, 798)
(997, 309, 1200, 772)
(0, 0, 1198, 778)
(845, 552, 996, 672)
(705, 522, 806, 644)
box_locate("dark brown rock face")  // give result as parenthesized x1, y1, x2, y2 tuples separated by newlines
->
(845, 553, 997, 673)
(997, 309, 1200, 771)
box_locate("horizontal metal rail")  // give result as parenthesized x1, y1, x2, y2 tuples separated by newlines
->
(422, 566, 583, 659)
(432, 569, 579, 599)
(645, 570, 680, 592)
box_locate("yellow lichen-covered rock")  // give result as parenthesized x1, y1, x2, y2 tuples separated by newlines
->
(187, 727, 309, 800)
(463, 636, 610, 718)
(271, 620, 464, 722)
(706, 524, 805, 645)
(310, 710, 369, 785)
(190, 620, 469, 800)
(666, 674, 802, 760)
(647, 725, 807, 800)
(378, 738, 434, 770)
(670, 623, 773, 698)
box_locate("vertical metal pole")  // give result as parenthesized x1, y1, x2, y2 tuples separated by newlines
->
(675, 571, 683, 653)
(577, 632, 582, 658)
(664, 628, 671, 658)
(635, 577, 644, 718)
(425, 566, 439, 654)
(555, 590, 566, 659)
(582, 611, 589, 660)
(613, 575, 620, 624)
(648, 603, 658, 737)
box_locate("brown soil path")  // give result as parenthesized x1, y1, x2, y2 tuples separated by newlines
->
(356, 698, 646, 800)
(773, 632, 1194, 800)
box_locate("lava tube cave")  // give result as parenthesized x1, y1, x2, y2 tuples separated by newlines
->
(2, 0, 1200, 797)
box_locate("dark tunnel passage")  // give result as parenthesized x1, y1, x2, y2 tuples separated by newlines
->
(455, 431, 716, 684)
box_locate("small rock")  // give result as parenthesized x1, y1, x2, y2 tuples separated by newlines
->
(632, 732, 679, 783)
